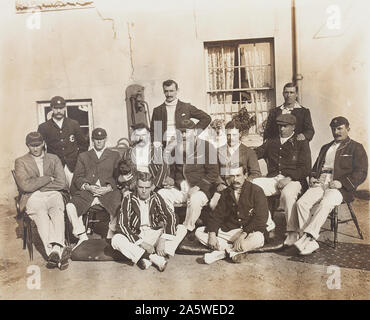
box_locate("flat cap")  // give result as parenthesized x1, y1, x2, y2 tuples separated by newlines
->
(92, 128, 107, 140)
(276, 114, 296, 125)
(26, 132, 44, 146)
(330, 116, 349, 128)
(50, 96, 66, 108)
(178, 119, 196, 132)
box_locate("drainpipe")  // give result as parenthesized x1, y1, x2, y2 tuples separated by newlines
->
(291, 0, 303, 102)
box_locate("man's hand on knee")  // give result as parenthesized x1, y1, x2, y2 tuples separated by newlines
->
(277, 177, 292, 190)
(140, 241, 155, 254)
(208, 232, 221, 250)
(232, 232, 248, 252)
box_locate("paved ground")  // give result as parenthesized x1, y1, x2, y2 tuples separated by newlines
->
(0, 198, 369, 300)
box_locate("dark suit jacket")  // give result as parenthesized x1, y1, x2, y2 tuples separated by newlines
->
(150, 100, 211, 145)
(311, 137, 368, 202)
(263, 104, 315, 141)
(38, 117, 89, 172)
(70, 148, 121, 217)
(207, 181, 268, 236)
(14, 152, 68, 211)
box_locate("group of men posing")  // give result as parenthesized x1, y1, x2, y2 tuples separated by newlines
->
(14, 80, 368, 272)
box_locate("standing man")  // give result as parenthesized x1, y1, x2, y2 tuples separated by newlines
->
(112, 172, 185, 271)
(66, 128, 121, 242)
(14, 132, 70, 270)
(293, 117, 368, 255)
(150, 79, 211, 147)
(253, 114, 311, 246)
(263, 83, 315, 142)
(38, 96, 89, 186)
(195, 165, 268, 264)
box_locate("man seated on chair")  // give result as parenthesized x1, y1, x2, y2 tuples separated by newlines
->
(157, 119, 220, 233)
(292, 116, 368, 255)
(14, 132, 70, 270)
(195, 165, 268, 264)
(66, 128, 121, 244)
(111, 171, 186, 271)
(119, 123, 168, 192)
(253, 114, 311, 247)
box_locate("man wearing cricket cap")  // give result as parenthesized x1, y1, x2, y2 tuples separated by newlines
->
(293, 116, 368, 255)
(253, 113, 312, 247)
(66, 128, 122, 244)
(38, 96, 89, 186)
(14, 132, 71, 270)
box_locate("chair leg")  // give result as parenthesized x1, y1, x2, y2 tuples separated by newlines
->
(347, 202, 364, 240)
(23, 224, 27, 250)
(27, 221, 33, 260)
(333, 206, 338, 249)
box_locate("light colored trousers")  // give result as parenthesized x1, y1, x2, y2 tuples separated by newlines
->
(195, 226, 264, 256)
(253, 175, 302, 232)
(296, 185, 343, 239)
(64, 165, 73, 188)
(26, 190, 65, 256)
(111, 225, 187, 263)
(158, 187, 208, 231)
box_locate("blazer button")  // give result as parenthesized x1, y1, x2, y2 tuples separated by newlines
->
(238, 218, 241, 222)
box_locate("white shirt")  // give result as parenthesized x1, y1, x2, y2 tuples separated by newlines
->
(93, 147, 106, 186)
(280, 132, 294, 144)
(32, 152, 45, 177)
(165, 98, 178, 142)
(133, 145, 150, 173)
(280, 101, 301, 114)
(138, 198, 150, 228)
(322, 142, 340, 170)
(228, 142, 241, 156)
(52, 117, 64, 129)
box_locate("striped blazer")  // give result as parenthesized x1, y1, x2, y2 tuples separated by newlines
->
(117, 192, 177, 243)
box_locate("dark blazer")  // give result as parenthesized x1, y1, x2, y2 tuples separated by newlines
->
(69, 148, 121, 217)
(170, 139, 219, 199)
(207, 181, 268, 236)
(14, 152, 68, 211)
(116, 192, 177, 243)
(38, 117, 89, 172)
(263, 104, 315, 141)
(311, 137, 368, 202)
(255, 134, 311, 184)
(150, 100, 211, 144)
(217, 143, 261, 182)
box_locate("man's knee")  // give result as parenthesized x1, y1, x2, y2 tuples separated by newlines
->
(111, 233, 129, 250)
(189, 191, 207, 207)
(281, 182, 301, 200)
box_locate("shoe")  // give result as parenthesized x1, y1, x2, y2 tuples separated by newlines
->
(299, 238, 320, 256)
(59, 246, 72, 270)
(149, 254, 168, 272)
(203, 250, 226, 264)
(294, 233, 309, 252)
(284, 232, 300, 247)
(231, 252, 249, 264)
(46, 251, 60, 269)
(137, 258, 152, 270)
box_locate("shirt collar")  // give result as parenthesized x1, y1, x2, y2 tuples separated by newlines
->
(31, 151, 45, 160)
(93, 147, 106, 156)
(165, 98, 178, 107)
(280, 132, 294, 144)
(281, 101, 301, 110)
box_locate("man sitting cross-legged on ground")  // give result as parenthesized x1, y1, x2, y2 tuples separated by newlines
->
(111, 171, 187, 271)
(195, 165, 268, 264)
(14, 132, 71, 270)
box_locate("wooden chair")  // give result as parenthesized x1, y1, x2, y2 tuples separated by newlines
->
(327, 201, 364, 249)
(11, 170, 71, 260)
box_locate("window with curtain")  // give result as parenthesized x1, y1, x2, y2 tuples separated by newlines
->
(205, 38, 275, 140)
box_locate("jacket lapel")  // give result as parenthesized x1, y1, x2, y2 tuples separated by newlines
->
(25, 153, 41, 177)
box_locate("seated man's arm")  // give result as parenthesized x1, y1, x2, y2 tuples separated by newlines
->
(337, 143, 368, 193)
(157, 193, 177, 239)
(245, 148, 262, 181)
(40, 156, 68, 192)
(14, 159, 51, 193)
(72, 154, 90, 190)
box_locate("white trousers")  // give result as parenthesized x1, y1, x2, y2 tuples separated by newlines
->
(26, 191, 65, 256)
(158, 187, 208, 231)
(253, 176, 302, 232)
(64, 165, 73, 188)
(296, 186, 343, 239)
(111, 225, 187, 263)
(195, 226, 264, 255)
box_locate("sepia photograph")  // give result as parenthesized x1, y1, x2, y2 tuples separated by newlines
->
(0, 0, 369, 304)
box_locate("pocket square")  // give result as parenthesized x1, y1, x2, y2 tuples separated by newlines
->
(181, 113, 186, 116)
(340, 154, 352, 157)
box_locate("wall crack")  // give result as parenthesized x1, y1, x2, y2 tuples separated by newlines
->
(127, 22, 135, 81)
